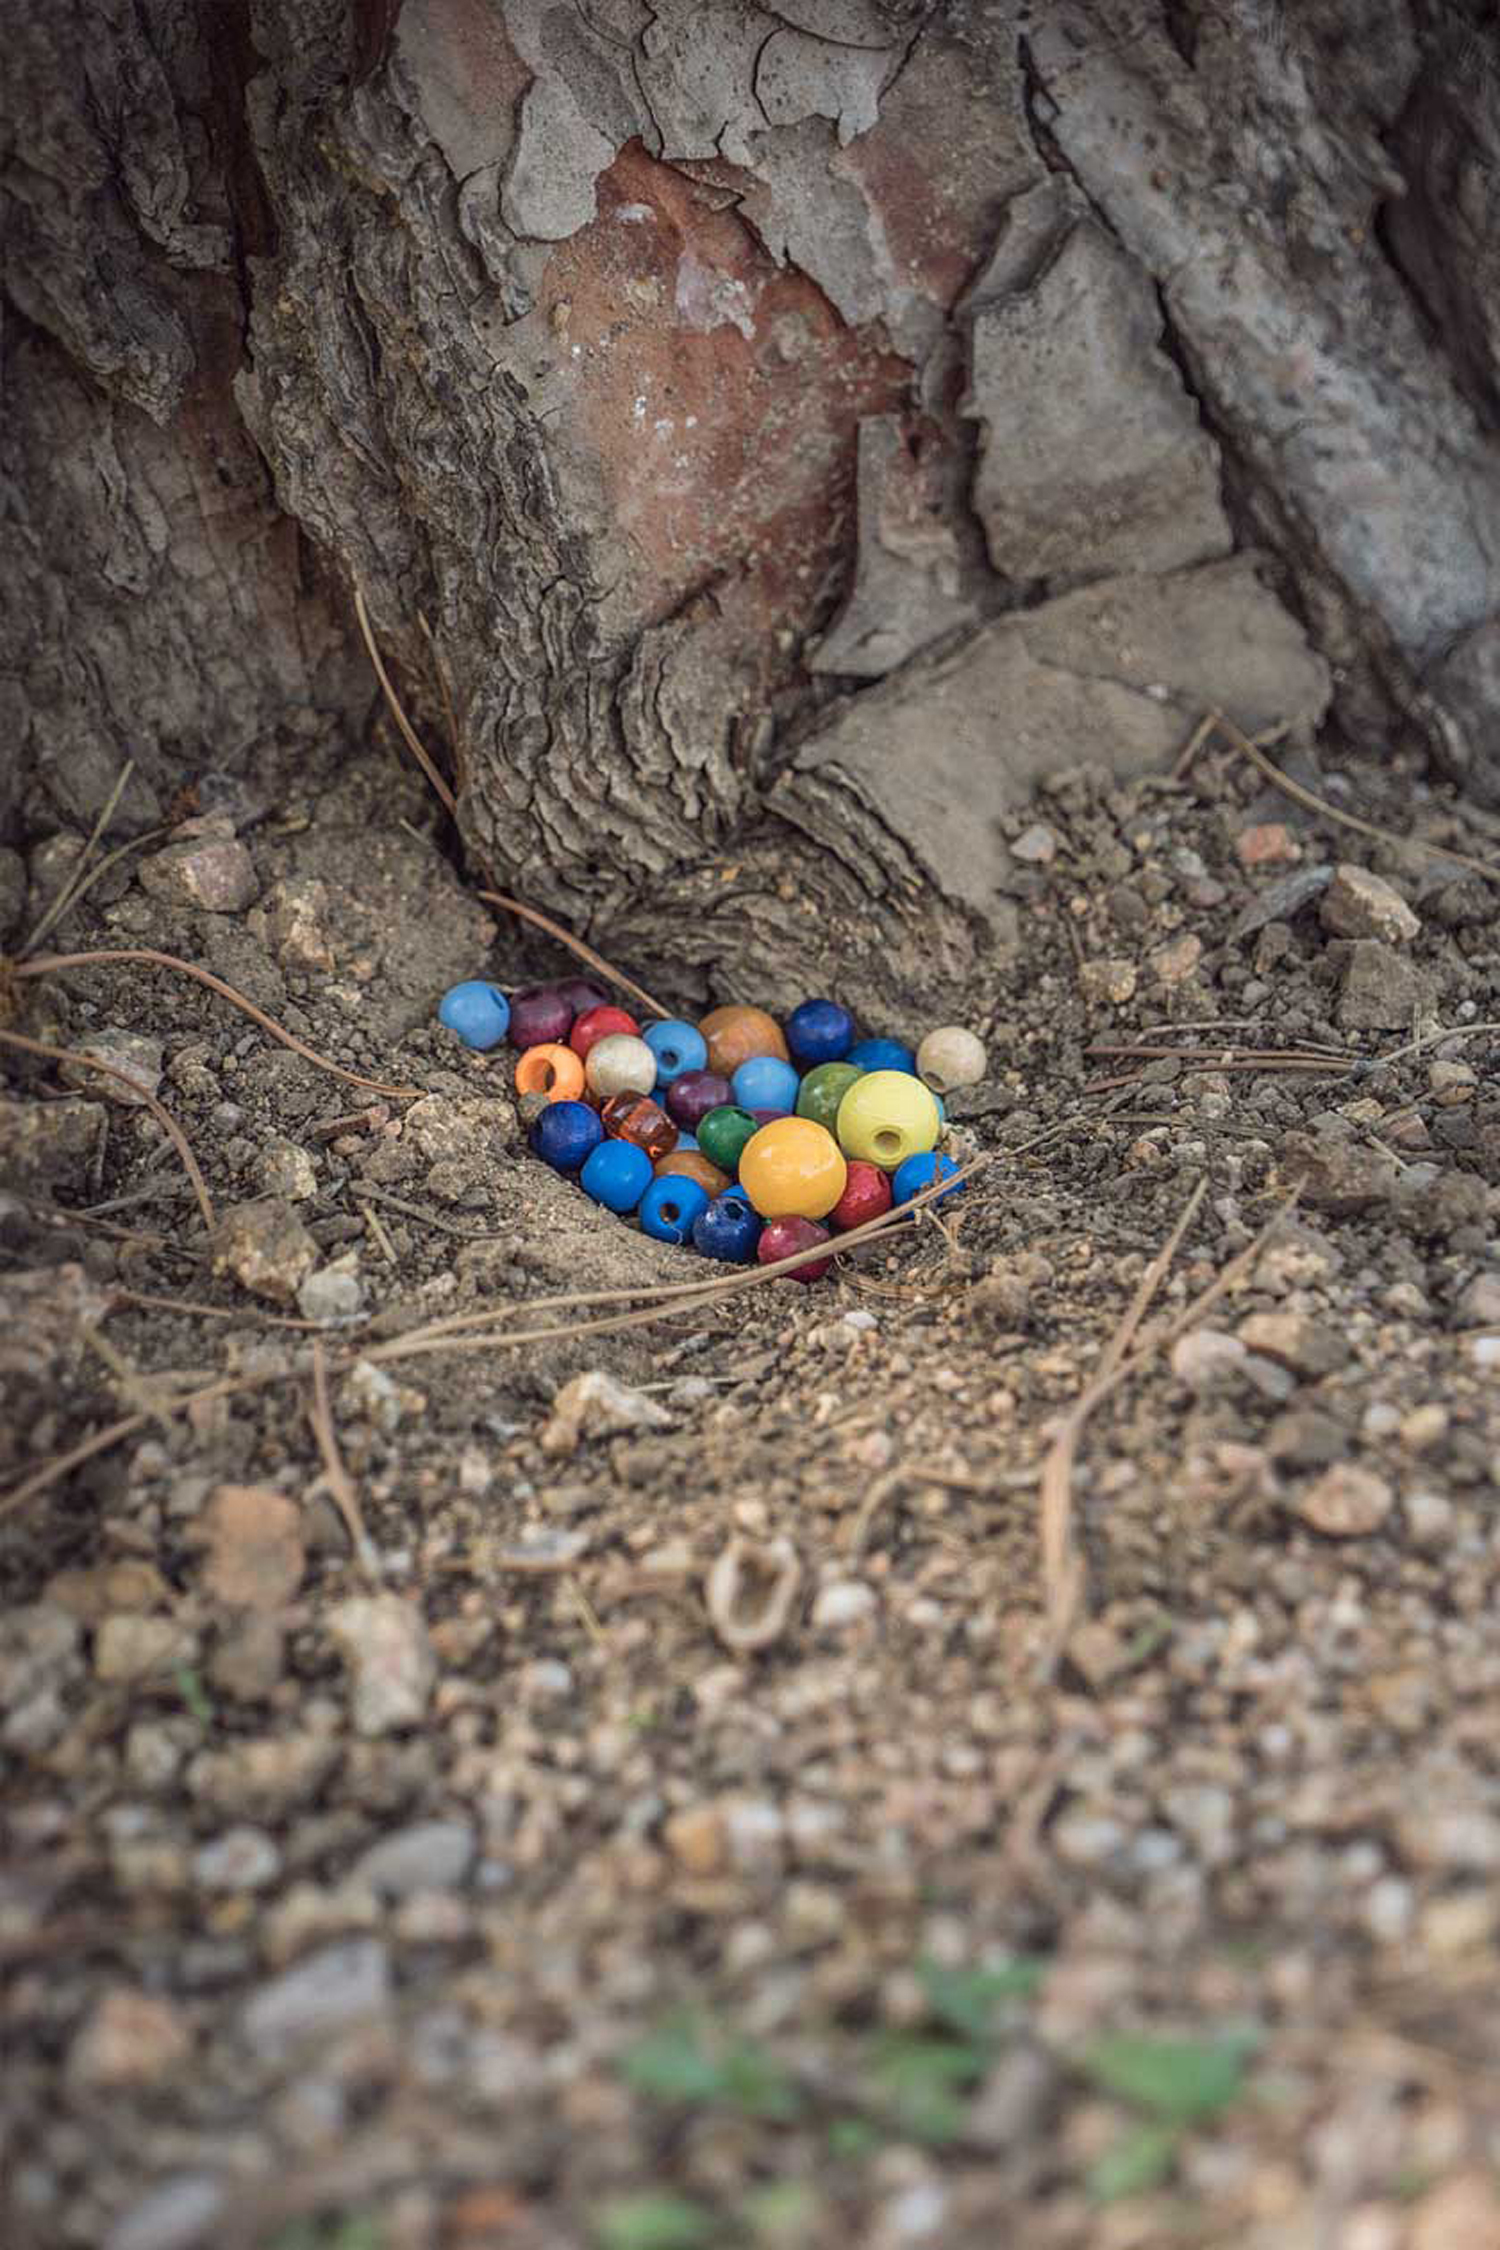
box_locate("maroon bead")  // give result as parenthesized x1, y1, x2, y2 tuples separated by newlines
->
(749, 1106, 791, 1126)
(600, 1092, 678, 1160)
(757, 1215, 833, 1282)
(829, 1159, 894, 1232)
(666, 1069, 731, 1130)
(508, 986, 573, 1050)
(555, 977, 610, 1018)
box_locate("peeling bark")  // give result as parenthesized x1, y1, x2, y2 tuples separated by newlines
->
(2, 0, 1498, 1011)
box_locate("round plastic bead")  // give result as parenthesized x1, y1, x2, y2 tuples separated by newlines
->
(437, 980, 511, 1051)
(638, 1173, 712, 1245)
(665, 1070, 731, 1131)
(514, 1042, 586, 1101)
(836, 1070, 940, 1171)
(599, 1092, 678, 1160)
(508, 986, 573, 1050)
(785, 998, 855, 1068)
(757, 1214, 833, 1282)
(555, 977, 610, 1018)
(796, 1060, 863, 1136)
(691, 1192, 762, 1263)
(530, 1099, 603, 1174)
(829, 1159, 893, 1232)
(570, 1004, 641, 1060)
(892, 1150, 964, 1205)
(730, 1055, 801, 1114)
(580, 1137, 653, 1214)
(585, 1033, 658, 1100)
(643, 1019, 709, 1088)
(738, 1116, 847, 1221)
(916, 1025, 987, 1094)
(697, 1104, 760, 1175)
(654, 1149, 731, 1198)
(700, 1004, 790, 1077)
(848, 1036, 916, 1076)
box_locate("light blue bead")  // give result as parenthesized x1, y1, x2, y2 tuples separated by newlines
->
(638, 1174, 711, 1245)
(731, 1055, 801, 1114)
(580, 1139, 654, 1214)
(892, 1151, 963, 1205)
(848, 1036, 915, 1076)
(674, 1130, 700, 1153)
(643, 1019, 709, 1088)
(437, 980, 511, 1051)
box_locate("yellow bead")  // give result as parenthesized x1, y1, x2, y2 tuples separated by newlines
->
(836, 1070, 940, 1170)
(738, 1116, 847, 1221)
(916, 1025, 986, 1094)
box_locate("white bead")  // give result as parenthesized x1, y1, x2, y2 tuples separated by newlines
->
(585, 1032, 658, 1099)
(915, 1025, 986, 1094)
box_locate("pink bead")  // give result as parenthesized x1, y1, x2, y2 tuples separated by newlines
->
(756, 1215, 833, 1282)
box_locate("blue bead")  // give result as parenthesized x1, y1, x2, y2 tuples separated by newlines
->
(638, 1174, 712, 1245)
(643, 1019, 709, 1088)
(580, 1138, 654, 1214)
(674, 1129, 700, 1153)
(785, 998, 855, 1067)
(731, 1055, 801, 1113)
(438, 980, 511, 1051)
(892, 1151, 963, 1205)
(692, 1192, 762, 1262)
(848, 1036, 915, 1076)
(530, 1099, 603, 1174)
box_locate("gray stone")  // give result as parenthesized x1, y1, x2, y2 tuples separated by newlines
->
(297, 1265, 365, 1324)
(57, 1027, 163, 1107)
(1230, 865, 1334, 942)
(1236, 1313, 1350, 1379)
(94, 1613, 200, 1685)
(1458, 1274, 1500, 1327)
(327, 1595, 436, 1735)
(1320, 863, 1421, 943)
(1296, 1463, 1395, 1538)
(810, 1580, 877, 1629)
(193, 1825, 283, 1892)
(1337, 940, 1434, 1031)
(240, 1937, 391, 2061)
(138, 820, 258, 913)
(541, 1369, 671, 1457)
(212, 1196, 318, 1305)
(105, 2173, 227, 2250)
(0, 1096, 106, 1192)
(352, 1817, 476, 1899)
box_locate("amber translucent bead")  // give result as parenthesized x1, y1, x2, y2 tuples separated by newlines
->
(700, 1004, 790, 1078)
(738, 1116, 847, 1221)
(514, 1042, 586, 1101)
(654, 1149, 731, 1198)
(600, 1092, 678, 1160)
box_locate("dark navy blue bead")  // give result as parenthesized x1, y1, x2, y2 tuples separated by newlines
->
(848, 1036, 916, 1075)
(438, 980, 511, 1051)
(692, 1192, 762, 1262)
(643, 1018, 709, 1088)
(530, 1099, 603, 1173)
(785, 998, 855, 1067)
(580, 1138, 654, 1214)
(891, 1151, 963, 1205)
(638, 1174, 712, 1245)
(731, 1055, 801, 1113)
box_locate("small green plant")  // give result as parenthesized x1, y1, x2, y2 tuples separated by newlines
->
(174, 1665, 214, 1724)
(1077, 2028, 1259, 2202)
(267, 2217, 383, 2250)
(593, 2192, 718, 2250)
(620, 2017, 803, 2121)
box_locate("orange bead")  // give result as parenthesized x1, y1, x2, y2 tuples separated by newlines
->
(654, 1149, 731, 1198)
(514, 1042, 586, 1101)
(738, 1116, 847, 1221)
(700, 1004, 790, 1077)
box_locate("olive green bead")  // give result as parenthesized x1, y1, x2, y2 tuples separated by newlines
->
(697, 1104, 760, 1174)
(795, 1061, 863, 1135)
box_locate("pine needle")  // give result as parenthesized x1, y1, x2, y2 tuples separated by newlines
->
(0, 1026, 216, 1233)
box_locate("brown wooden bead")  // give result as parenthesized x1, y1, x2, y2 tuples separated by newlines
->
(600, 1092, 678, 1160)
(654, 1149, 731, 1198)
(699, 1004, 790, 1078)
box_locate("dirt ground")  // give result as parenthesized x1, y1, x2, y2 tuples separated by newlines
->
(4, 720, 1500, 2250)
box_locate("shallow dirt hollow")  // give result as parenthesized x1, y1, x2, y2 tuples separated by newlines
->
(3, 721, 1500, 2250)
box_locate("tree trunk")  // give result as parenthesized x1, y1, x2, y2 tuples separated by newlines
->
(4, 0, 1498, 1013)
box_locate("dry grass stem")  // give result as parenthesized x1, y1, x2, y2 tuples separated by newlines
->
(111, 1285, 354, 1333)
(16, 949, 419, 1099)
(477, 889, 671, 1021)
(0, 1025, 216, 1232)
(21, 759, 165, 956)
(1212, 709, 1500, 884)
(354, 584, 458, 820)
(308, 1340, 378, 1576)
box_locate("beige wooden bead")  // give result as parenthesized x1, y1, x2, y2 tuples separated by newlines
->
(915, 1025, 986, 1094)
(585, 1032, 658, 1099)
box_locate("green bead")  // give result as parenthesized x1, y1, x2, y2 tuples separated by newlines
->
(697, 1104, 760, 1174)
(796, 1061, 863, 1134)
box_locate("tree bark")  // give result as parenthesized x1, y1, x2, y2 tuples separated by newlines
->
(3, 0, 1497, 1011)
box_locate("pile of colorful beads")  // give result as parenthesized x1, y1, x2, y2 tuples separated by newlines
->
(436, 977, 986, 1283)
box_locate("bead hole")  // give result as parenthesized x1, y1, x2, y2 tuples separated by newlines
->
(660, 1201, 680, 1222)
(662, 1048, 680, 1069)
(875, 1129, 902, 1157)
(541, 1063, 556, 1090)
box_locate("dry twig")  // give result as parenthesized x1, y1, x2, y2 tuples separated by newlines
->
(0, 1026, 216, 1232)
(308, 1340, 378, 1577)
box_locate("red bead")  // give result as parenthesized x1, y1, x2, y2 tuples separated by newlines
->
(599, 1092, 678, 1160)
(570, 1004, 640, 1059)
(757, 1215, 833, 1282)
(829, 1159, 893, 1232)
